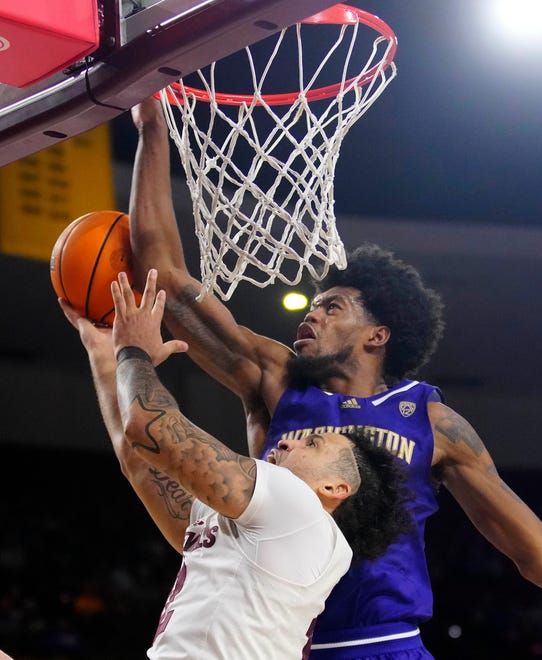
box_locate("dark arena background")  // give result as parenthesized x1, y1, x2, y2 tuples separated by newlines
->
(1, 0, 542, 657)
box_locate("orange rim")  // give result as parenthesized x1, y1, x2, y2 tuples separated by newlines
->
(160, 3, 397, 107)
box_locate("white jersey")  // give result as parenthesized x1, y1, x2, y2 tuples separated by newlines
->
(148, 460, 352, 660)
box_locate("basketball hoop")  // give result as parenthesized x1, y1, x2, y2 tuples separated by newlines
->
(159, 3, 397, 301)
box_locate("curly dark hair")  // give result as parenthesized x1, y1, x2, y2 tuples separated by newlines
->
(332, 428, 413, 563)
(315, 243, 445, 382)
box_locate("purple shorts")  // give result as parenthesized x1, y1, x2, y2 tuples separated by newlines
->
(309, 624, 434, 660)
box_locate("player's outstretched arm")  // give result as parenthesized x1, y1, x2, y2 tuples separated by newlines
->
(59, 298, 192, 553)
(430, 401, 542, 587)
(129, 98, 290, 414)
(112, 269, 257, 519)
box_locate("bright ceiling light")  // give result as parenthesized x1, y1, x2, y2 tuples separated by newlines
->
(282, 292, 308, 312)
(493, 0, 542, 39)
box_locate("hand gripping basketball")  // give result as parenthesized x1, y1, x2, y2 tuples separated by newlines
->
(111, 269, 188, 366)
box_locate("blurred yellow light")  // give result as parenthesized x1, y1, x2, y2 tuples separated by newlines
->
(282, 292, 308, 311)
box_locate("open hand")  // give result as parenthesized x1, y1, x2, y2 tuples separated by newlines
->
(111, 268, 187, 365)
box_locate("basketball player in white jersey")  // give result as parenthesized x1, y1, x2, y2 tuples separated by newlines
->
(60, 269, 410, 659)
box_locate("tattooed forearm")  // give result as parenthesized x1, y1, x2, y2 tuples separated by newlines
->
(117, 355, 256, 516)
(126, 361, 176, 409)
(435, 411, 485, 457)
(117, 358, 177, 455)
(148, 467, 193, 521)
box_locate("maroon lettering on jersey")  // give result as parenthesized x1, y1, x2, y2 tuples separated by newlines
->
(202, 525, 218, 547)
(153, 563, 187, 641)
(183, 524, 218, 552)
(303, 618, 317, 659)
(183, 530, 200, 551)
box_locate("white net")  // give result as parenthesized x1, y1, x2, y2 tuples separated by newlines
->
(160, 8, 397, 301)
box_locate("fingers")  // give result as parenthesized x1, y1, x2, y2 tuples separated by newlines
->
(152, 287, 166, 318)
(110, 268, 181, 365)
(110, 279, 126, 318)
(58, 297, 114, 356)
(131, 97, 164, 131)
(112, 268, 165, 322)
(140, 268, 158, 310)
(58, 297, 79, 328)
(58, 297, 89, 331)
(165, 339, 189, 355)
(113, 270, 158, 317)
(154, 338, 189, 367)
(111, 270, 141, 317)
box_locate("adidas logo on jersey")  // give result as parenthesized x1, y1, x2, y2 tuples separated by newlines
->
(340, 397, 361, 409)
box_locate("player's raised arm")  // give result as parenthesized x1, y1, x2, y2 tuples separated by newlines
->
(112, 269, 257, 519)
(129, 98, 290, 409)
(59, 298, 193, 554)
(430, 401, 542, 587)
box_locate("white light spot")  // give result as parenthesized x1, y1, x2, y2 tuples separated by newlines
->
(493, 0, 542, 40)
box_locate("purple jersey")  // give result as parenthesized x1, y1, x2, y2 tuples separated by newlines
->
(260, 379, 441, 647)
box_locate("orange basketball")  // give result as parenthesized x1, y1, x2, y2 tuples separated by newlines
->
(50, 210, 141, 326)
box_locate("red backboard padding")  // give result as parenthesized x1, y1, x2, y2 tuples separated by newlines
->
(0, 1, 99, 87)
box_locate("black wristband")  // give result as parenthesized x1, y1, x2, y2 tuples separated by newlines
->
(116, 346, 153, 365)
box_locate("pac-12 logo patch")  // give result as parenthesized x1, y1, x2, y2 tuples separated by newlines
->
(399, 401, 416, 417)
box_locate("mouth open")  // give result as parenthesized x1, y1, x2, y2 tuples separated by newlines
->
(293, 323, 315, 351)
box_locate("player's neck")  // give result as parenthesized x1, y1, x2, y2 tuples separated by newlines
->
(321, 367, 388, 398)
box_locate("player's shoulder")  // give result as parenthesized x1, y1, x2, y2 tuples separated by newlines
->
(427, 399, 463, 424)
(376, 379, 442, 404)
(428, 400, 489, 466)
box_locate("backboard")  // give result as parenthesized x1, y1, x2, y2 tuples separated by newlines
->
(0, 0, 337, 168)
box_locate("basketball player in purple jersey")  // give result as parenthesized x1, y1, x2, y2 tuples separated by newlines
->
(127, 97, 542, 658)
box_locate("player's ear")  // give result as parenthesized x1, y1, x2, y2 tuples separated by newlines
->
(317, 481, 352, 505)
(367, 325, 390, 347)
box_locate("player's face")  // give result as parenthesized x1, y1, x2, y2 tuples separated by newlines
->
(293, 286, 374, 358)
(266, 432, 353, 485)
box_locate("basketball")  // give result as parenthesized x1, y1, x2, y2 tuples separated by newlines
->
(50, 210, 141, 326)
